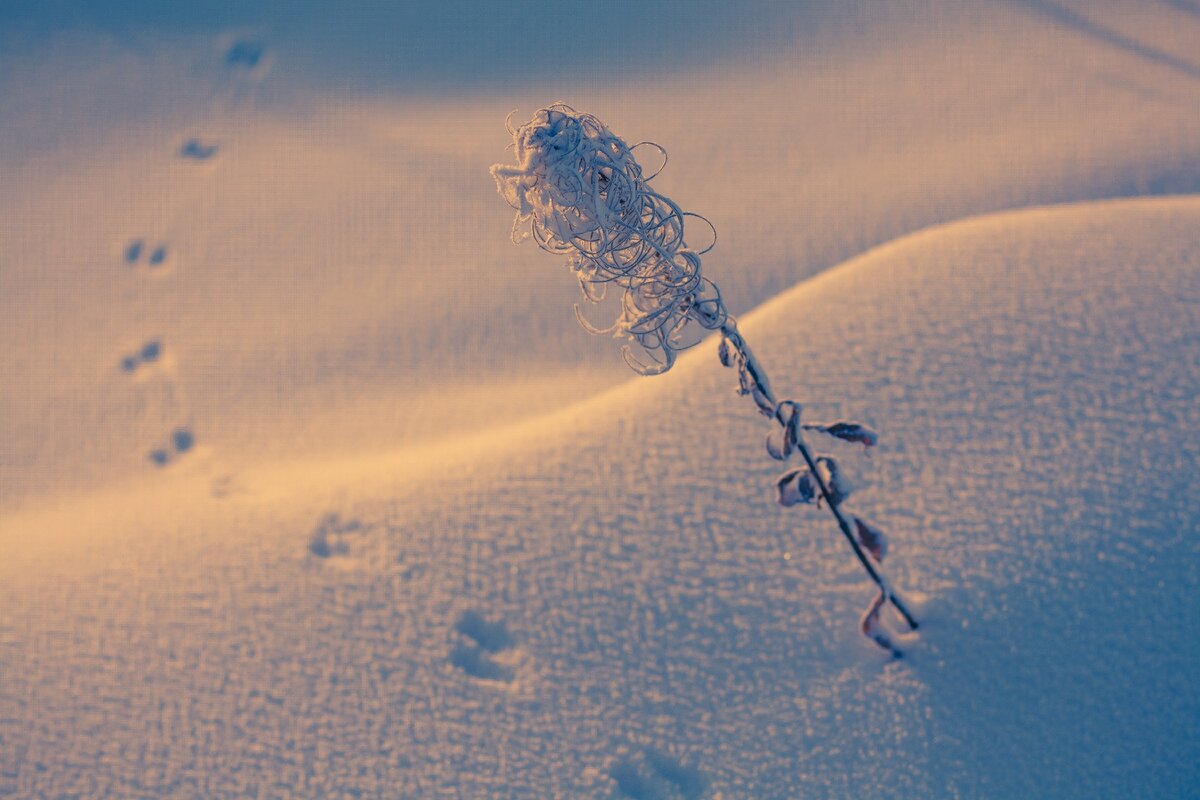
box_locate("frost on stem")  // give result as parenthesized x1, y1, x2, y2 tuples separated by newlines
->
(491, 103, 724, 375)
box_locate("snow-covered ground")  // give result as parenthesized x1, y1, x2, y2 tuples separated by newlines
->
(1, 2, 1198, 797)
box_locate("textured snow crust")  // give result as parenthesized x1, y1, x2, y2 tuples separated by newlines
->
(2, 1, 1200, 796)
(3, 198, 1198, 798)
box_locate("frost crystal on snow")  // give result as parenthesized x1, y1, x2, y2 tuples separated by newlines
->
(491, 103, 724, 375)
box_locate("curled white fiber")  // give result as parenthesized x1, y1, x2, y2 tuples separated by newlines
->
(491, 103, 725, 375)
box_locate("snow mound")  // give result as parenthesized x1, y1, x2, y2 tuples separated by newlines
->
(5, 0, 1200, 512)
(3, 196, 1198, 797)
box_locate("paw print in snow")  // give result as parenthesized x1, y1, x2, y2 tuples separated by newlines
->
(449, 610, 522, 685)
(124, 239, 170, 272)
(179, 138, 219, 161)
(307, 513, 364, 559)
(147, 427, 196, 468)
(609, 748, 707, 800)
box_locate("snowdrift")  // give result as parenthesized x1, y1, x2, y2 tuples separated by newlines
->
(4, 0, 1200, 511)
(3, 197, 1197, 798)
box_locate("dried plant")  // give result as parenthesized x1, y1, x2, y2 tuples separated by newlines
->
(492, 103, 918, 654)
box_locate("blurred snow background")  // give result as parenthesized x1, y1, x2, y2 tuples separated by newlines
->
(1, 1, 1198, 797)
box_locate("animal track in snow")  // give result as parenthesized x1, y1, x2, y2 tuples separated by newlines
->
(119, 339, 165, 375)
(225, 40, 266, 70)
(212, 33, 273, 112)
(449, 611, 520, 684)
(307, 513, 364, 559)
(124, 239, 170, 273)
(455, 609, 514, 652)
(179, 138, 219, 161)
(609, 748, 707, 800)
(448, 644, 513, 682)
(147, 427, 196, 468)
(118, 337, 193, 468)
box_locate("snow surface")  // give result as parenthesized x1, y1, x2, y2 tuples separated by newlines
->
(1, 1, 1199, 797)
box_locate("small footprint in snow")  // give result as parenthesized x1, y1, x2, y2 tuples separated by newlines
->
(124, 239, 170, 273)
(308, 513, 365, 559)
(225, 39, 266, 70)
(119, 338, 193, 468)
(147, 426, 196, 468)
(609, 748, 707, 800)
(179, 138, 219, 161)
(450, 610, 521, 684)
(455, 609, 514, 652)
(212, 34, 273, 110)
(119, 339, 165, 375)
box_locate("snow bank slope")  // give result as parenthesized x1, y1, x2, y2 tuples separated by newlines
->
(5, 1, 1200, 509)
(3, 196, 1198, 797)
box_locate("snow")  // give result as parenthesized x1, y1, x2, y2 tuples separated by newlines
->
(2, 1, 1199, 797)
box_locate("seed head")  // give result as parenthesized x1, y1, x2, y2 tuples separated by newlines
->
(492, 103, 725, 374)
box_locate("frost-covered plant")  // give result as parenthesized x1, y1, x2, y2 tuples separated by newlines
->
(492, 103, 918, 654)
(491, 105, 724, 375)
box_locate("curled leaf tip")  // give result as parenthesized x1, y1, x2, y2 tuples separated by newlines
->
(860, 589, 902, 657)
(776, 467, 819, 507)
(806, 421, 879, 447)
(852, 516, 888, 562)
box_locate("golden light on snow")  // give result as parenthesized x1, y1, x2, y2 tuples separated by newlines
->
(2, 2, 1199, 796)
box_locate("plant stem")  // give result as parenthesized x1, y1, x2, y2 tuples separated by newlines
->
(714, 316, 919, 631)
